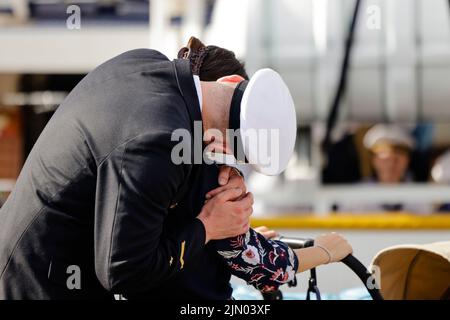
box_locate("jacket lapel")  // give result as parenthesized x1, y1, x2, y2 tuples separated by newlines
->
(172, 59, 202, 125)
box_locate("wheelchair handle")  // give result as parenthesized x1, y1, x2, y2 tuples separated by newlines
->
(278, 236, 383, 300)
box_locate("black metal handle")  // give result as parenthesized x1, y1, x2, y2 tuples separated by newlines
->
(341, 255, 383, 300)
(277, 236, 314, 249)
(277, 236, 384, 300)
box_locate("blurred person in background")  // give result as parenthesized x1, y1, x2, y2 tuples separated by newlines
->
(431, 150, 450, 212)
(338, 124, 433, 214)
(364, 124, 415, 185)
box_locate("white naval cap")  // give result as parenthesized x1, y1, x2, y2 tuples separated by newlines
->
(431, 150, 450, 183)
(363, 124, 415, 151)
(227, 68, 297, 176)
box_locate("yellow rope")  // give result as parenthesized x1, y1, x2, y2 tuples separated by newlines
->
(251, 213, 450, 229)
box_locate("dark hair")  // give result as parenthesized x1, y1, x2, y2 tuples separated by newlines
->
(178, 37, 248, 81)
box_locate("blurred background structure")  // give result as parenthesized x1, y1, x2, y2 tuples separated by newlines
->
(0, 0, 449, 294)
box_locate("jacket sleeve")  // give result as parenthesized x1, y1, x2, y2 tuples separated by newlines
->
(94, 132, 205, 294)
(213, 229, 299, 293)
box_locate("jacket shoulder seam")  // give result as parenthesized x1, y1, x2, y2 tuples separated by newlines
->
(105, 142, 127, 290)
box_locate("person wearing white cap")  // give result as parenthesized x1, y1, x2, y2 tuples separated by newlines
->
(339, 124, 432, 213)
(0, 47, 254, 300)
(0, 43, 353, 300)
(363, 124, 416, 185)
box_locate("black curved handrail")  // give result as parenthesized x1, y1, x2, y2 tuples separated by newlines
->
(341, 255, 383, 300)
(275, 236, 384, 300)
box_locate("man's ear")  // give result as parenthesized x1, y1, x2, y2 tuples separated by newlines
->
(217, 75, 245, 84)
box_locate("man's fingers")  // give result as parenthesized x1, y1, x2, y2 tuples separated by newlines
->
(229, 192, 253, 214)
(229, 167, 242, 178)
(218, 166, 232, 186)
(206, 185, 226, 199)
(206, 184, 237, 199)
(235, 192, 254, 209)
(217, 188, 243, 202)
(206, 175, 246, 199)
(242, 206, 253, 217)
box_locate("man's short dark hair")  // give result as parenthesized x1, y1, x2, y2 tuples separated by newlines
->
(178, 37, 248, 81)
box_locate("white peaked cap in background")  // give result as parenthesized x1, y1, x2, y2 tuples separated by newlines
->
(363, 124, 415, 150)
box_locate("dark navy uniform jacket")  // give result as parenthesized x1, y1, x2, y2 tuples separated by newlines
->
(0, 49, 298, 300)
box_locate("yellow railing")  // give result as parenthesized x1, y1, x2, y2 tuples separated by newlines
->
(251, 213, 450, 230)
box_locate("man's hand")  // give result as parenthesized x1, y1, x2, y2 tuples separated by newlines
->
(206, 167, 246, 201)
(197, 189, 254, 244)
(216, 166, 241, 186)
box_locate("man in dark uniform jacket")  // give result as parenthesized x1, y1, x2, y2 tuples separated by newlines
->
(0, 49, 253, 299)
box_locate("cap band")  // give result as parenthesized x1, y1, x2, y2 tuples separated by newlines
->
(229, 80, 248, 162)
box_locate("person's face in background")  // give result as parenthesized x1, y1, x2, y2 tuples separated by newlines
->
(371, 144, 410, 184)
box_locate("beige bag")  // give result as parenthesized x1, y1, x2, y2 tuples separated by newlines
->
(371, 241, 450, 300)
